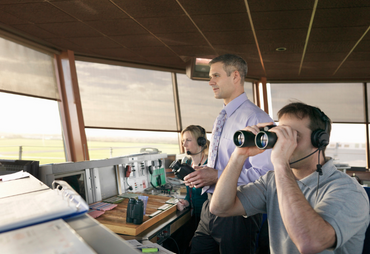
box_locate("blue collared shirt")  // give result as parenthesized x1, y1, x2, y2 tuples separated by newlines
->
(207, 93, 274, 193)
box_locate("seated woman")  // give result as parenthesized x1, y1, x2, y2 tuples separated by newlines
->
(164, 125, 209, 254)
(177, 125, 209, 218)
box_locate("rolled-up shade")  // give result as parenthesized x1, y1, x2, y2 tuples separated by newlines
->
(270, 83, 364, 123)
(76, 61, 177, 131)
(0, 36, 59, 100)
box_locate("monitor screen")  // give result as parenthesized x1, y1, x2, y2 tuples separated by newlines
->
(0, 160, 39, 178)
(186, 58, 212, 80)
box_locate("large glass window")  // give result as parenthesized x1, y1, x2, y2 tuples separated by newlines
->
(0, 36, 59, 100)
(0, 92, 65, 165)
(85, 129, 180, 160)
(177, 73, 254, 132)
(76, 61, 176, 131)
(326, 123, 366, 167)
(270, 83, 366, 168)
(270, 83, 364, 122)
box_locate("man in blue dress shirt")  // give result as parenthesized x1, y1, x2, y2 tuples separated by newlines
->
(184, 54, 274, 254)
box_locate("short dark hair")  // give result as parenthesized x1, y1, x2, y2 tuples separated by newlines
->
(277, 102, 331, 154)
(209, 54, 248, 84)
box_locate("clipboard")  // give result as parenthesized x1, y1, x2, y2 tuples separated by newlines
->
(0, 179, 89, 233)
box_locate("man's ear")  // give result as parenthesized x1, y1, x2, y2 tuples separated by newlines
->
(233, 70, 241, 85)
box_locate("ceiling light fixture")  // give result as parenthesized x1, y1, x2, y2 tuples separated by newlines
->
(276, 47, 287, 52)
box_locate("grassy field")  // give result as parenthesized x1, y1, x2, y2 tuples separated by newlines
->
(0, 139, 180, 165)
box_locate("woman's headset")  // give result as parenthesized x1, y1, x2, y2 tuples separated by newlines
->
(196, 125, 207, 147)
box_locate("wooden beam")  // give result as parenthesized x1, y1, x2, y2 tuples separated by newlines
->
(55, 50, 89, 162)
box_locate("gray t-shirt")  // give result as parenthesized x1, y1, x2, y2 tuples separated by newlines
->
(236, 159, 370, 254)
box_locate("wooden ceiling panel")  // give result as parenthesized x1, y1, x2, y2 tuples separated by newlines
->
(333, 67, 370, 79)
(248, 0, 314, 12)
(112, 34, 164, 48)
(86, 19, 148, 36)
(145, 56, 185, 67)
(39, 22, 102, 37)
(204, 30, 255, 45)
(44, 37, 90, 52)
(306, 41, 356, 53)
(264, 61, 301, 70)
(340, 60, 370, 69)
(90, 47, 141, 59)
(0, 2, 75, 24)
(259, 42, 304, 54)
(309, 27, 368, 42)
(169, 45, 216, 57)
(0, 0, 369, 81)
(177, 0, 246, 15)
(317, 0, 370, 8)
(51, 0, 128, 21)
(304, 52, 348, 62)
(0, 0, 43, 3)
(263, 53, 302, 62)
(265, 68, 302, 80)
(252, 10, 312, 30)
(135, 16, 197, 34)
(11, 24, 58, 39)
(354, 40, 370, 52)
(256, 29, 307, 44)
(129, 46, 177, 57)
(314, 7, 370, 28)
(191, 13, 251, 32)
(113, 0, 184, 18)
(214, 44, 259, 57)
(0, 9, 28, 25)
(156, 33, 209, 46)
(69, 37, 122, 49)
(348, 52, 370, 61)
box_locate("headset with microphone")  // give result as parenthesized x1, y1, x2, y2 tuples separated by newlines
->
(186, 125, 207, 155)
(289, 107, 330, 168)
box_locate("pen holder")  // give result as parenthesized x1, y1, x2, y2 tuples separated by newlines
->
(138, 196, 148, 215)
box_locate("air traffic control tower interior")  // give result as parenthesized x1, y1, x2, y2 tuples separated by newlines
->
(0, 1, 370, 253)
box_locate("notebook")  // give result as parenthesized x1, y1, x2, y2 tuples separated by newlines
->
(0, 179, 89, 233)
(1, 219, 96, 253)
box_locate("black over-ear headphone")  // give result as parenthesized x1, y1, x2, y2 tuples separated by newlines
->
(311, 107, 330, 149)
(196, 125, 207, 147)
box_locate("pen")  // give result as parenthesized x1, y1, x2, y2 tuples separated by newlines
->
(137, 247, 159, 253)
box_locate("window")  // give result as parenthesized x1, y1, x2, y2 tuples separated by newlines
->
(270, 83, 366, 167)
(0, 36, 59, 99)
(0, 92, 65, 165)
(326, 123, 366, 167)
(270, 83, 364, 122)
(85, 129, 180, 160)
(76, 61, 176, 131)
(177, 73, 254, 132)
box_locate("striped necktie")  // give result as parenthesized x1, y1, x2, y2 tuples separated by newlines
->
(202, 109, 227, 194)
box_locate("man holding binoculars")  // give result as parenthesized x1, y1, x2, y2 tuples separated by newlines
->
(210, 102, 369, 254)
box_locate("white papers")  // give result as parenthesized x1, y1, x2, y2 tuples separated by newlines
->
(0, 186, 88, 233)
(0, 171, 29, 182)
(0, 219, 96, 254)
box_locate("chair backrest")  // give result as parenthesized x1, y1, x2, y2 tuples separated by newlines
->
(362, 187, 370, 254)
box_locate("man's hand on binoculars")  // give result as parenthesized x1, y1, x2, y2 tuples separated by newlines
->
(184, 166, 218, 188)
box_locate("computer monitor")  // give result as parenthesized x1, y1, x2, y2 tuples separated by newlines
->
(0, 160, 39, 178)
(186, 58, 212, 80)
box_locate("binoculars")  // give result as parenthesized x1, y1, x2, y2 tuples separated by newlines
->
(169, 159, 195, 180)
(233, 125, 277, 149)
(126, 198, 144, 224)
